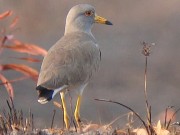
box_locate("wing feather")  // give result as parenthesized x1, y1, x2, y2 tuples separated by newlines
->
(37, 32, 100, 90)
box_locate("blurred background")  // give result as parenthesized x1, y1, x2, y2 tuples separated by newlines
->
(0, 0, 180, 128)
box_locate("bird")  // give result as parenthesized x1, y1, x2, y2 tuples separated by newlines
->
(36, 4, 112, 129)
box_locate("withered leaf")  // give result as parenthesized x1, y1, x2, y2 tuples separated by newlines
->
(0, 10, 13, 20)
(0, 64, 38, 81)
(10, 57, 41, 62)
(0, 73, 14, 98)
(9, 16, 19, 28)
(4, 40, 47, 56)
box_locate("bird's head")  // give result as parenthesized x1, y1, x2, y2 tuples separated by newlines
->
(65, 4, 112, 35)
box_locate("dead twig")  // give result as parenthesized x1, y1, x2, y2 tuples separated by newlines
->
(164, 106, 174, 128)
(94, 98, 150, 134)
(141, 41, 157, 135)
(166, 107, 180, 129)
(0, 76, 29, 86)
(51, 110, 56, 129)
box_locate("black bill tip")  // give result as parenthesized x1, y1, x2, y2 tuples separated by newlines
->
(105, 20, 113, 25)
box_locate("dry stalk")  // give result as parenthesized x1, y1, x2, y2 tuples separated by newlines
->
(0, 76, 29, 86)
(0, 115, 7, 134)
(31, 113, 34, 131)
(166, 107, 180, 129)
(94, 98, 150, 134)
(164, 107, 168, 128)
(51, 109, 56, 129)
(164, 106, 174, 128)
(0, 98, 36, 133)
(142, 41, 151, 126)
(142, 41, 157, 134)
(106, 112, 131, 128)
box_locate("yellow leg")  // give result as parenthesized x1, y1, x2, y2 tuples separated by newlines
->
(60, 92, 69, 129)
(74, 95, 82, 127)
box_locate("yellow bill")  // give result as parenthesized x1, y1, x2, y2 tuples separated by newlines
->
(94, 15, 113, 25)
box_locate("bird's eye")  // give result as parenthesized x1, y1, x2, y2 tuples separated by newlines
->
(85, 11, 93, 16)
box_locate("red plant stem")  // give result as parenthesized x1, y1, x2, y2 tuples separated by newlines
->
(0, 76, 29, 85)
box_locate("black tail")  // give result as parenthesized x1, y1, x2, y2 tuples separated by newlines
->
(36, 85, 54, 104)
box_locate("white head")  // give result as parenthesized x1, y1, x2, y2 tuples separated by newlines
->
(65, 4, 112, 35)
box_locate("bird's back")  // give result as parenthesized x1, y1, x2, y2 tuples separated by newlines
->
(37, 32, 101, 90)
